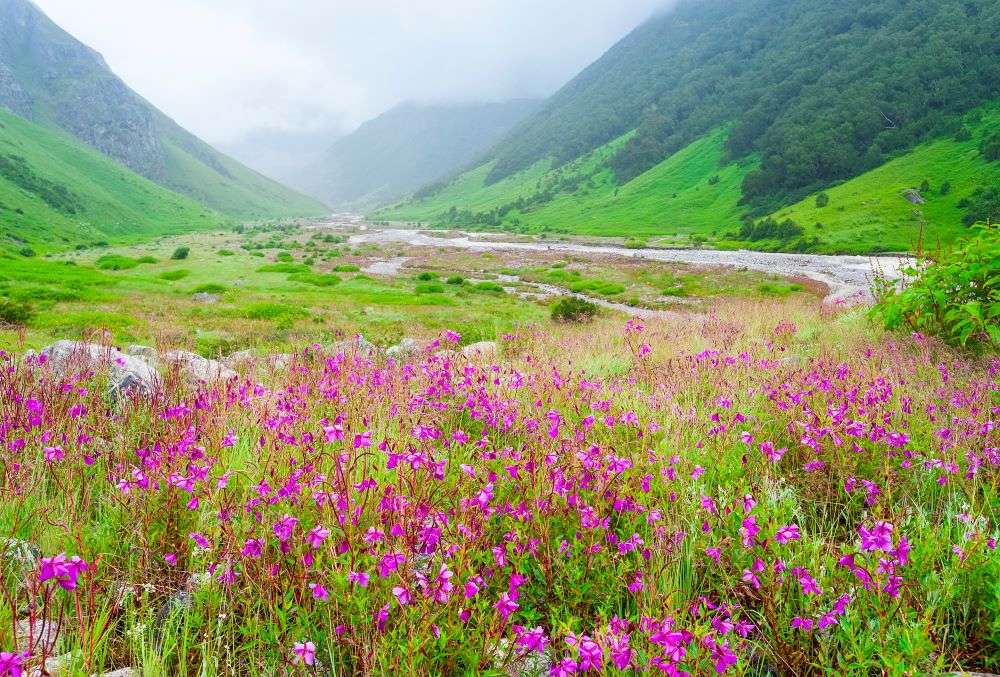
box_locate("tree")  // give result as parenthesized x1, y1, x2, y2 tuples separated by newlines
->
(815, 192, 829, 208)
(171, 246, 190, 260)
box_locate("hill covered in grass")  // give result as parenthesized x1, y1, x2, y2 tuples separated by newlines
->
(0, 0, 326, 220)
(383, 0, 1000, 253)
(300, 100, 541, 210)
(0, 108, 224, 252)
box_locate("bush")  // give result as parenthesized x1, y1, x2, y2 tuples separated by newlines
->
(241, 302, 309, 322)
(939, 181, 952, 196)
(276, 252, 294, 263)
(19, 246, 36, 258)
(192, 283, 227, 294)
(288, 272, 341, 287)
(551, 297, 598, 323)
(473, 281, 505, 293)
(170, 247, 190, 260)
(446, 276, 465, 285)
(415, 283, 445, 294)
(159, 269, 191, 281)
(333, 264, 361, 273)
(958, 186, 1000, 226)
(416, 271, 438, 281)
(815, 192, 829, 208)
(873, 225, 999, 348)
(95, 254, 139, 270)
(257, 263, 310, 274)
(136, 255, 157, 264)
(217, 249, 235, 257)
(739, 217, 804, 242)
(981, 132, 1000, 162)
(0, 299, 33, 326)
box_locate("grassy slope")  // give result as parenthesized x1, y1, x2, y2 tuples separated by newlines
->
(775, 105, 1000, 254)
(379, 128, 753, 240)
(0, 108, 224, 250)
(159, 128, 330, 220)
(381, 105, 1000, 253)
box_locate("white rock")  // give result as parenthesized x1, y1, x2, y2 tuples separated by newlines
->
(40, 341, 158, 397)
(162, 350, 237, 384)
(386, 338, 422, 358)
(461, 341, 499, 359)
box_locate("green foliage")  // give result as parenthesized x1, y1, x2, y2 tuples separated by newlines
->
(170, 247, 190, 260)
(815, 192, 830, 208)
(159, 269, 191, 281)
(958, 185, 1000, 226)
(256, 263, 310, 274)
(217, 249, 235, 257)
(414, 282, 445, 294)
(446, 276, 465, 285)
(333, 264, 361, 273)
(287, 272, 341, 287)
(416, 271, 438, 281)
(18, 247, 35, 258)
(135, 255, 157, 264)
(95, 254, 140, 270)
(0, 153, 81, 214)
(873, 225, 1000, 348)
(192, 283, 227, 295)
(919, 179, 931, 194)
(739, 217, 804, 242)
(241, 302, 309, 322)
(472, 281, 505, 293)
(479, 0, 1000, 213)
(982, 132, 1000, 161)
(276, 251, 294, 263)
(0, 299, 33, 326)
(940, 181, 952, 196)
(551, 296, 598, 323)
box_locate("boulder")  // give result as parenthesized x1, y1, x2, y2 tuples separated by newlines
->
(462, 341, 499, 359)
(221, 349, 255, 369)
(162, 350, 237, 384)
(191, 292, 219, 304)
(40, 341, 158, 397)
(386, 338, 422, 359)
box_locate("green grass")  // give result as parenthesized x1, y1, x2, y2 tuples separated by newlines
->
(774, 105, 1000, 254)
(0, 109, 224, 252)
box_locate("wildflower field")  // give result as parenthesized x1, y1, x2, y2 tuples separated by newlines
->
(1, 299, 998, 676)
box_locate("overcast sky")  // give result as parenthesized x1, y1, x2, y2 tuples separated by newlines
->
(34, 0, 670, 143)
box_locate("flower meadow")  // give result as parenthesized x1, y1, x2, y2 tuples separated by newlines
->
(1, 307, 998, 676)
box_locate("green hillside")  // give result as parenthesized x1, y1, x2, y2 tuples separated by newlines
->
(0, 0, 326, 220)
(380, 105, 999, 253)
(383, 0, 1000, 253)
(0, 108, 223, 251)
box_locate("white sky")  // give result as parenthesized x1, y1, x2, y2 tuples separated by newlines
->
(33, 0, 670, 143)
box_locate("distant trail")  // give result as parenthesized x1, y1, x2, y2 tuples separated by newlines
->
(317, 219, 911, 304)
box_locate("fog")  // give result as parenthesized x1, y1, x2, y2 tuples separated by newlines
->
(34, 0, 671, 143)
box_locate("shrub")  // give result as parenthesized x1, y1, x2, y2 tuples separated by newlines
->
(939, 181, 952, 196)
(707, 174, 720, 185)
(217, 249, 235, 257)
(624, 237, 648, 249)
(288, 272, 341, 287)
(416, 271, 438, 281)
(159, 269, 191, 281)
(415, 283, 445, 294)
(95, 254, 139, 270)
(19, 246, 36, 258)
(276, 252, 294, 263)
(192, 283, 227, 295)
(241, 302, 309, 322)
(333, 264, 361, 273)
(170, 247, 190, 260)
(738, 217, 804, 242)
(0, 299, 33, 326)
(473, 281, 505, 293)
(981, 132, 1000, 162)
(257, 263, 310, 274)
(446, 276, 465, 285)
(551, 296, 598, 323)
(919, 179, 931, 194)
(815, 192, 829, 208)
(136, 255, 157, 264)
(873, 224, 999, 348)
(958, 186, 1000, 226)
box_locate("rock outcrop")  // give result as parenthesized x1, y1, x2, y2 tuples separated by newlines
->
(39, 341, 158, 397)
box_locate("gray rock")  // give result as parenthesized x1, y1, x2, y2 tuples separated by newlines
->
(221, 349, 255, 368)
(492, 638, 552, 677)
(40, 341, 158, 397)
(162, 350, 237, 384)
(902, 189, 925, 205)
(462, 341, 499, 359)
(386, 338, 422, 359)
(2, 537, 40, 572)
(191, 292, 219, 304)
(97, 669, 138, 677)
(16, 617, 60, 653)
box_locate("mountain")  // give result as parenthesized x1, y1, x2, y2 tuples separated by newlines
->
(217, 126, 342, 200)
(302, 99, 542, 210)
(382, 0, 1000, 253)
(0, 0, 326, 220)
(0, 106, 222, 251)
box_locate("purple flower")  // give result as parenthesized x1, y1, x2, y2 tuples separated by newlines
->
(292, 641, 316, 666)
(774, 524, 801, 544)
(273, 514, 299, 542)
(39, 553, 88, 590)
